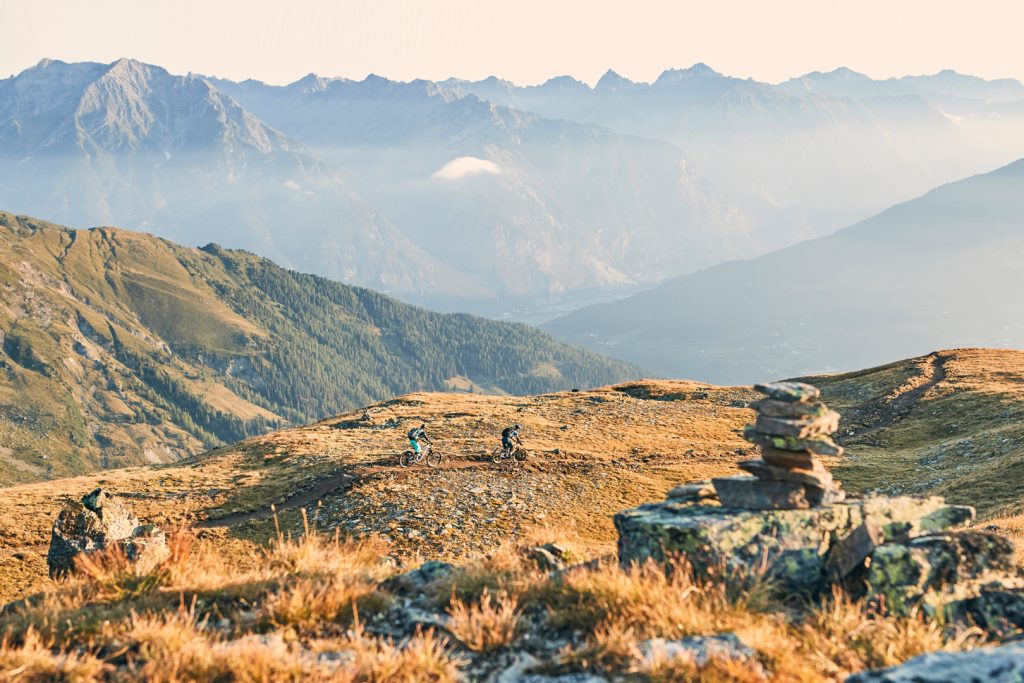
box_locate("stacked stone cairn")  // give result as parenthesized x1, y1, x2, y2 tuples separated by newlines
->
(713, 381, 845, 510)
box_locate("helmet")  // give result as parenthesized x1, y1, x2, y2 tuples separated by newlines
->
(420, 423, 426, 429)
(513, 424, 521, 430)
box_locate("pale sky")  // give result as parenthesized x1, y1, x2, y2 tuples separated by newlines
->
(2, 0, 1022, 85)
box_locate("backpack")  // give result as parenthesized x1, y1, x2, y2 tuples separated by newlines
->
(408, 428, 420, 439)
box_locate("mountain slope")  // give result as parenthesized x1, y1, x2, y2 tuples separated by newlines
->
(546, 158, 1024, 383)
(0, 211, 640, 486)
(211, 73, 765, 311)
(3, 347, 1023, 608)
(0, 58, 475, 300)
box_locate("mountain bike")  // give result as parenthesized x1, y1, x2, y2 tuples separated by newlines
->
(491, 443, 528, 464)
(399, 444, 442, 468)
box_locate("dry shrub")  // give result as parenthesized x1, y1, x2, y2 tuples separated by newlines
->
(72, 544, 170, 601)
(0, 628, 108, 682)
(433, 543, 538, 605)
(797, 588, 984, 676)
(446, 588, 521, 652)
(264, 575, 390, 629)
(532, 559, 739, 638)
(266, 521, 391, 582)
(343, 625, 464, 683)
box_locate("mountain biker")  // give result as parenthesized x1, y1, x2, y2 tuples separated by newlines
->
(408, 424, 431, 457)
(501, 424, 522, 456)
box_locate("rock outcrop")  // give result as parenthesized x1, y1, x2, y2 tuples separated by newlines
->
(846, 641, 1024, 682)
(47, 489, 168, 577)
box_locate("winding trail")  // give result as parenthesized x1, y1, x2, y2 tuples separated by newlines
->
(842, 353, 948, 442)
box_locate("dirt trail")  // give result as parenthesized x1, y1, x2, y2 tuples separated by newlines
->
(843, 354, 948, 442)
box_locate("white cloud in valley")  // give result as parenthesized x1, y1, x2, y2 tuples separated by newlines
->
(431, 157, 502, 180)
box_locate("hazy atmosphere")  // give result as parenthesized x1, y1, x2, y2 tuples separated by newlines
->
(2, 3, 1024, 681)
(3, 0, 1023, 85)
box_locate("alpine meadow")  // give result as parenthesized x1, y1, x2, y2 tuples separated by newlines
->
(1, 2, 1024, 681)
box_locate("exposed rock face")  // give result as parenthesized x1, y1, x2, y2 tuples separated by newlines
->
(615, 494, 979, 601)
(47, 489, 168, 577)
(846, 641, 1024, 682)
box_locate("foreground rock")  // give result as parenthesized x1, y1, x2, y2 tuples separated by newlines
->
(47, 489, 168, 577)
(846, 641, 1024, 682)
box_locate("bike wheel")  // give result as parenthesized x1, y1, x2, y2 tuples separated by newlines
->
(514, 448, 528, 462)
(399, 451, 414, 467)
(426, 449, 442, 468)
(491, 447, 505, 464)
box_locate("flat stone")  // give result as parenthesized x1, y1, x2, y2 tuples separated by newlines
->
(753, 410, 840, 439)
(753, 381, 820, 403)
(667, 480, 717, 502)
(743, 427, 844, 456)
(761, 447, 817, 469)
(750, 398, 829, 419)
(846, 641, 1024, 682)
(826, 521, 883, 580)
(738, 459, 834, 488)
(712, 476, 810, 510)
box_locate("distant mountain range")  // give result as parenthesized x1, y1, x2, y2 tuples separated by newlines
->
(2, 59, 1022, 314)
(0, 210, 638, 485)
(546, 158, 1024, 383)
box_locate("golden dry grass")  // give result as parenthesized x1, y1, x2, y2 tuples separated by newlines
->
(0, 527, 989, 682)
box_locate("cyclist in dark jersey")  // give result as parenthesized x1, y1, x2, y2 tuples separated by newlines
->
(501, 424, 521, 456)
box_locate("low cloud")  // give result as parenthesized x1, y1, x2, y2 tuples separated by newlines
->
(431, 156, 502, 180)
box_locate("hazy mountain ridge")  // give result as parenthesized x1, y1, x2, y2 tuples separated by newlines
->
(0, 210, 640, 486)
(546, 157, 1024, 383)
(0, 59, 767, 314)
(444, 64, 1024, 236)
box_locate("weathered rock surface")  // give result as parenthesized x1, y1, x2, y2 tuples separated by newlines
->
(752, 382, 820, 403)
(738, 459, 834, 488)
(713, 475, 810, 510)
(616, 494, 976, 598)
(866, 531, 1023, 614)
(46, 489, 168, 577)
(846, 641, 1024, 682)
(743, 427, 844, 456)
(750, 398, 829, 418)
(755, 410, 840, 439)
(666, 480, 716, 502)
(635, 633, 760, 671)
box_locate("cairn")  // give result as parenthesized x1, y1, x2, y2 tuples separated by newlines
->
(713, 381, 846, 510)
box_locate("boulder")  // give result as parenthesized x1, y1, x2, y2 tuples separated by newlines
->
(47, 488, 168, 577)
(865, 531, 1021, 615)
(383, 560, 457, 594)
(616, 495, 975, 596)
(634, 633, 761, 673)
(524, 543, 575, 572)
(846, 641, 1024, 682)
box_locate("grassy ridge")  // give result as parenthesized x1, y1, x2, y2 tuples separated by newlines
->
(0, 211, 640, 485)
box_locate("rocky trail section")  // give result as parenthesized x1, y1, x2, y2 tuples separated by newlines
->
(841, 353, 950, 443)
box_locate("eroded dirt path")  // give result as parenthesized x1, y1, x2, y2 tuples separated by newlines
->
(843, 353, 948, 442)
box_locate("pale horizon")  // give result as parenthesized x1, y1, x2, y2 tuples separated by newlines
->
(2, 0, 1022, 86)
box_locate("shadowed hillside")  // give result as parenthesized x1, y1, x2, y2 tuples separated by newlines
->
(0, 212, 640, 485)
(547, 158, 1024, 383)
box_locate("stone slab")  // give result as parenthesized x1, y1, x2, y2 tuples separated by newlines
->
(713, 476, 810, 510)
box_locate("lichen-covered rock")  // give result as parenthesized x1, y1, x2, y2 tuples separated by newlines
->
(866, 531, 1021, 615)
(615, 496, 974, 596)
(953, 588, 1024, 637)
(846, 641, 1024, 682)
(46, 488, 167, 577)
(383, 560, 456, 594)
